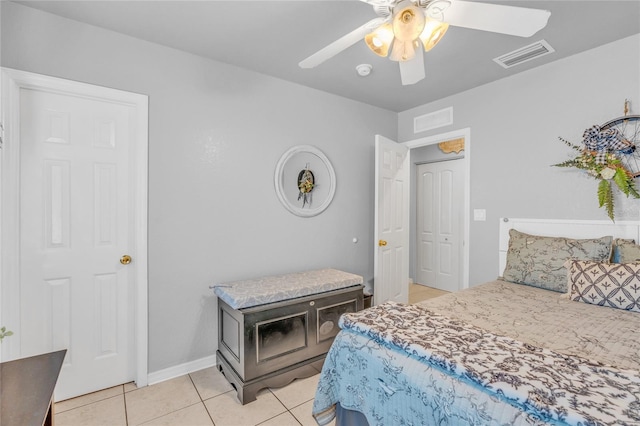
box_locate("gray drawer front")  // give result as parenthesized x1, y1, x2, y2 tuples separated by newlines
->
(218, 285, 363, 381)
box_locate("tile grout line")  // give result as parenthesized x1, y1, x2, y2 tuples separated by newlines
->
(54, 386, 124, 415)
(263, 389, 299, 426)
(266, 388, 308, 426)
(132, 402, 205, 426)
(123, 384, 130, 426)
(289, 395, 314, 426)
(188, 373, 205, 402)
(127, 376, 209, 426)
(284, 405, 305, 426)
(187, 372, 217, 425)
(252, 396, 302, 426)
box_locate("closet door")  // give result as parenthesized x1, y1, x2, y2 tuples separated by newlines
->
(416, 159, 463, 292)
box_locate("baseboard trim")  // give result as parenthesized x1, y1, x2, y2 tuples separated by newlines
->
(147, 355, 217, 386)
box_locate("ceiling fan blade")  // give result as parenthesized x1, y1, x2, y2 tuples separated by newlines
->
(399, 47, 425, 85)
(299, 17, 387, 68)
(440, 1, 551, 37)
(358, 0, 396, 6)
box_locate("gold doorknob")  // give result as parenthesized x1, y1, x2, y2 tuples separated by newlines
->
(120, 255, 132, 265)
(379, 240, 388, 247)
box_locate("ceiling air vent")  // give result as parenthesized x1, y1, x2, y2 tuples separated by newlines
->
(414, 107, 453, 134)
(493, 40, 555, 69)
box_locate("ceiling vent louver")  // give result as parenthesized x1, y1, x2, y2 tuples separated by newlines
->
(493, 40, 555, 69)
(414, 107, 453, 133)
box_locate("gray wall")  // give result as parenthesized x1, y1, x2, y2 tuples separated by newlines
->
(399, 33, 640, 286)
(3, 0, 639, 376)
(1, 2, 397, 373)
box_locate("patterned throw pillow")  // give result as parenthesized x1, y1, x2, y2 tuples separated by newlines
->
(503, 229, 613, 293)
(567, 260, 640, 312)
(615, 239, 640, 263)
(612, 238, 634, 263)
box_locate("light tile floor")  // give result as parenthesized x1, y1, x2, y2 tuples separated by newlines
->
(54, 285, 446, 426)
(54, 367, 333, 426)
(409, 283, 449, 304)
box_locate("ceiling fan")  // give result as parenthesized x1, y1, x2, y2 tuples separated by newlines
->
(299, 0, 551, 85)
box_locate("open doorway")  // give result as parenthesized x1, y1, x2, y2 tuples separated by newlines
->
(404, 128, 470, 302)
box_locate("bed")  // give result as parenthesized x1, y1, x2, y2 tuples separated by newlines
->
(312, 218, 640, 425)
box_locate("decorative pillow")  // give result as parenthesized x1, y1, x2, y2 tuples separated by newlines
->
(614, 239, 640, 263)
(567, 260, 640, 312)
(611, 238, 634, 263)
(502, 229, 612, 293)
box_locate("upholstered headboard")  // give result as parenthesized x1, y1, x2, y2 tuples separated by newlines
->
(498, 218, 640, 276)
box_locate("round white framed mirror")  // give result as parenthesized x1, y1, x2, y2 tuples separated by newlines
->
(274, 145, 336, 217)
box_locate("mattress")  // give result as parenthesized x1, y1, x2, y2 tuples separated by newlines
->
(312, 280, 640, 425)
(418, 279, 640, 370)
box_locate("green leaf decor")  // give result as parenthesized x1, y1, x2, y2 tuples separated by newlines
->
(554, 135, 639, 221)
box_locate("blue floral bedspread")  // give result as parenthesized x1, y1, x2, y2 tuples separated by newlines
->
(312, 301, 640, 426)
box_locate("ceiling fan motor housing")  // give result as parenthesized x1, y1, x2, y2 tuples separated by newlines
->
(393, 0, 426, 42)
(389, 0, 426, 61)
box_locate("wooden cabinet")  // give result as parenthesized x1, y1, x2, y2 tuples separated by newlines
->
(1, 350, 66, 426)
(217, 285, 363, 404)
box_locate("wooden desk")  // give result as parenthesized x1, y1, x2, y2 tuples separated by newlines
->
(1, 350, 66, 426)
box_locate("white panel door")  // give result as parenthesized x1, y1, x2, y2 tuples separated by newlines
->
(374, 135, 409, 305)
(416, 159, 463, 292)
(18, 88, 135, 400)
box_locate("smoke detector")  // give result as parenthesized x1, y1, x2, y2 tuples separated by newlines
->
(356, 64, 373, 77)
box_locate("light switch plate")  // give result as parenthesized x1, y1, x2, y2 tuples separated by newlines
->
(473, 209, 486, 221)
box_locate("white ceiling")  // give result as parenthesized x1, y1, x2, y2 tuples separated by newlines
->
(15, 0, 640, 112)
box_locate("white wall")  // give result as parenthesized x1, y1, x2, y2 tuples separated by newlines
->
(399, 34, 640, 286)
(1, 2, 397, 373)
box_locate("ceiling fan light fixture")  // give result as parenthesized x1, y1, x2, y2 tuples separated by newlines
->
(389, 39, 418, 62)
(364, 23, 394, 57)
(419, 19, 449, 52)
(392, 1, 426, 42)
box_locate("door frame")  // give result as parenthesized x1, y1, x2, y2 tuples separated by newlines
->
(403, 128, 470, 289)
(0, 68, 149, 388)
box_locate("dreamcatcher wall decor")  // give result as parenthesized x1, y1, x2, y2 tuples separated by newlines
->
(274, 145, 336, 217)
(554, 100, 640, 221)
(297, 164, 315, 207)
